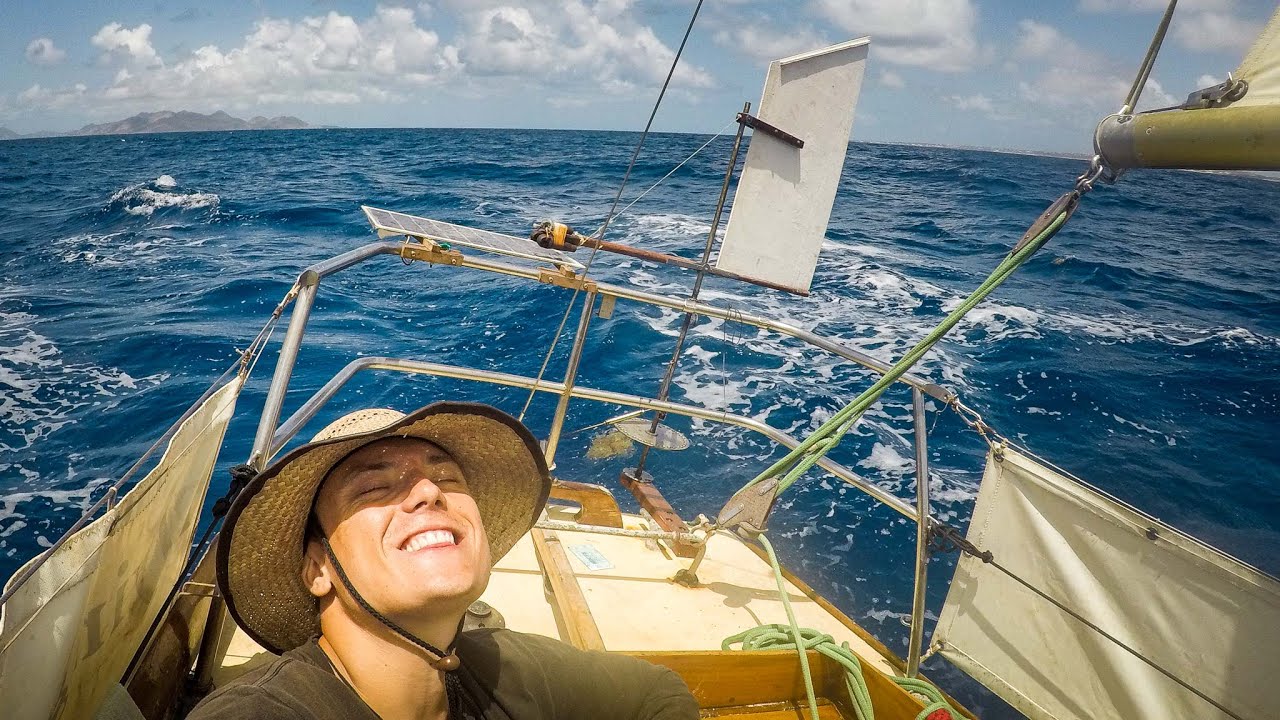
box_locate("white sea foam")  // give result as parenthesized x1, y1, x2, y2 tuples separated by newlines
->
(108, 176, 219, 218)
(56, 232, 205, 267)
(598, 212, 1272, 522)
(0, 305, 168, 454)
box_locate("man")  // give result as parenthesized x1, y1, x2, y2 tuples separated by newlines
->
(191, 402, 698, 719)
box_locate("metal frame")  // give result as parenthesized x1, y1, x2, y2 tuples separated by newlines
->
(233, 240, 948, 674)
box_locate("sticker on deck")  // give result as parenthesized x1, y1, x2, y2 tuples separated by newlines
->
(567, 544, 613, 571)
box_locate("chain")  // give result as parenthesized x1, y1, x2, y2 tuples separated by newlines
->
(947, 397, 1007, 450)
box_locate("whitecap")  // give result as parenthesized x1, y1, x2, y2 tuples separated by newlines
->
(108, 179, 219, 218)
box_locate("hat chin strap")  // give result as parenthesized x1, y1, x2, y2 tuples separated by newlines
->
(319, 536, 463, 673)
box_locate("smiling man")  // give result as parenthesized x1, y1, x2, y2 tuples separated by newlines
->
(190, 402, 698, 720)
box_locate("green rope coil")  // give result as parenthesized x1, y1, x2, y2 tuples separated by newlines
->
(724, 535, 957, 720)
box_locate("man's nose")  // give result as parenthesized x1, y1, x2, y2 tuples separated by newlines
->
(401, 476, 444, 511)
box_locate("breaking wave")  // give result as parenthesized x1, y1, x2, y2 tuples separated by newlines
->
(107, 175, 219, 217)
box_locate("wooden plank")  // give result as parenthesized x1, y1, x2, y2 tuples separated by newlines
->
(549, 479, 623, 528)
(530, 529, 606, 651)
(701, 700, 844, 719)
(619, 472, 700, 558)
(631, 649, 841, 708)
(627, 649, 939, 720)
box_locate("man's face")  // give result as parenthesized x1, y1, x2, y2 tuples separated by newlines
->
(308, 437, 491, 622)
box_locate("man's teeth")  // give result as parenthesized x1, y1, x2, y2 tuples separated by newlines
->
(403, 530, 455, 551)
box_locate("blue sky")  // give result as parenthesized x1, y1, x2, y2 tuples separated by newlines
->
(3, 1, 1274, 153)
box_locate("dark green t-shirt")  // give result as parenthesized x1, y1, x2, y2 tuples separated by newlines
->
(188, 628, 698, 719)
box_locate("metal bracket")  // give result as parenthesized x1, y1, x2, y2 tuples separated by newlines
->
(1182, 77, 1248, 109)
(736, 112, 804, 149)
(178, 582, 219, 599)
(715, 476, 781, 536)
(597, 294, 617, 319)
(538, 267, 598, 293)
(399, 243, 465, 267)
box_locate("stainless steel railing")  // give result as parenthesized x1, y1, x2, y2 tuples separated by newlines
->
(242, 241, 948, 675)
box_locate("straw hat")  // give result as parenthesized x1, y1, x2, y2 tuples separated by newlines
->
(217, 402, 551, 654)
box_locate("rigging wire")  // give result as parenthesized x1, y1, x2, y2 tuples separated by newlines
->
(1120, 0, 1179, 115)
(516, 0, 706, 422)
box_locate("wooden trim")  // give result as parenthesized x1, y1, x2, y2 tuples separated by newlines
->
(627, 649, 931, 720)
(742, 542, 977, 720)
(619, 472, 700, 558)
(530, 528, 606, 651)
(549, 479, 624, 528)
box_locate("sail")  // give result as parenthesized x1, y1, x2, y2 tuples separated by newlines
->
(715, 38, 869, 295)
(1232, 5, 1280, 108)
(0, 378, 242, 720)
(933, 446, 1280, 720)
(1096, 6, 1280, 171)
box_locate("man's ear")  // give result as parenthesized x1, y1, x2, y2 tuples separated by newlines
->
(301, 537, 333, 598)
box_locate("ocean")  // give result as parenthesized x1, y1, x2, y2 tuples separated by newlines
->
(1, 128, 1277, 717)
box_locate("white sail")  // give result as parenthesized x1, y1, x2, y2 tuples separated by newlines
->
(715, 38, 869, 295)
(1231, 6, 1280, 108)
(934, 447, 1280, 720)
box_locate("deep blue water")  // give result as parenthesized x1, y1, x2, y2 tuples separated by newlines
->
(1, 128, 1277, 718)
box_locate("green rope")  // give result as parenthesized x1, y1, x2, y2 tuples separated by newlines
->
(723, 534, 958, 720)
(743, 209, 1070, 497)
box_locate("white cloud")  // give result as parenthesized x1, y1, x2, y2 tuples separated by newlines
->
(1015, 20, 1082, 59)
(1139, 78, 1178, 108)
(1079, 0, 1231, 12)
(1173, 11, 1262, 52)
(1077, 0, 1262, 54)
(48, 4, 711, 115)
(453, 1, 712, 91)
(25, 38, 66, 65)
(18, 83, 87, 109)
(92, 23, 161, 67)
(1019, 69, 1176, 111)
(813, 0, 983, 71)
(879, 70, 905, 88)
(713, 24, 831, 64)
(94, 8, 449, 107)
(1196, 73, 1221, 87)
(1013, 20, 1178, 113)
(947, 93, 995, 113)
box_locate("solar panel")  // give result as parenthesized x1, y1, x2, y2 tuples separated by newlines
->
(362, 206, 583, 269)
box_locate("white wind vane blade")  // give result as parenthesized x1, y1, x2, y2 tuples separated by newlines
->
(715, 38, 870, 295)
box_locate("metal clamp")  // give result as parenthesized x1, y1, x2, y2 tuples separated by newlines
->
(399, 242, 464, 267)
(537, 267, 598, 293)
(736, 112, 804, 149)
(1182, 75, 1248, 109)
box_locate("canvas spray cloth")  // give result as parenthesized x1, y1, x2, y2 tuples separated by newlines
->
(934, 447, 1280, 720)
(0, 379, 242, 720)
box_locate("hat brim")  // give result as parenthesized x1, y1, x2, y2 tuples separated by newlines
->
(217, 402, 550, 654)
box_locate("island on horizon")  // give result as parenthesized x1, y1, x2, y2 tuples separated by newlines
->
(0, 110, 312, 141)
